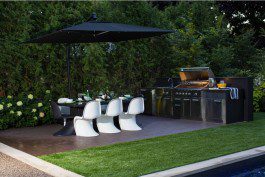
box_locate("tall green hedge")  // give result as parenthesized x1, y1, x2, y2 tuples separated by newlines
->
(0, 1, 264, 98)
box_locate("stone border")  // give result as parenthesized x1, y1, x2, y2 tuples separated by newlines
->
(0, 143, 83, 177)
(142, 145, 265, 177)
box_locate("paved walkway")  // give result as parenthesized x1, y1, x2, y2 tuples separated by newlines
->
(0, 152, 51, 177)
(0, 115, 221, 156)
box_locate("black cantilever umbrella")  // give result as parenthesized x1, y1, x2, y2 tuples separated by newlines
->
(26, 13, 174, 97)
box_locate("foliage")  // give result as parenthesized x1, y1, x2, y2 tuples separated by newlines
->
(41, 113, 265, 177)
(253, 82, 265, 112)
(0, 1, 264, 114)
(218, 1, 265, 48)
(164, 2, 264, 77)
(0, 91, 52, 130)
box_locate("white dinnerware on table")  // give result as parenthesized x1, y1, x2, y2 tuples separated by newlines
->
(119, 96, 126, 100)
(124, 94, 131, 98)
(83, 96, 92, 101)
(58, 98, 74, 104)
(95, 98, 103, 102)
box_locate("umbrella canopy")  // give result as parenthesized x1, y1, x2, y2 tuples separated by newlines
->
(27, 21, 174, 43)
(26, 13, 174, 97)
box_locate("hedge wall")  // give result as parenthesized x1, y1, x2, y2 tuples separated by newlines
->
(1, 1, 263, 98)
(0, 2, 264, 129)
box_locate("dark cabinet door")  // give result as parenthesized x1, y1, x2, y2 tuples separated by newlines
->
(173, 98, 181, 118)
(212, 99, 223, 121)
(182, 98, 191, 119)
(162, 95, 173, 117)
(155, 89, 164, 116)
(191, 98, 202, 120)
(204, 99, 223, 122)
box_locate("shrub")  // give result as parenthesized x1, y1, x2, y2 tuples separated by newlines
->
(253, 82, 265, 112)
(0, 90, 52, 130)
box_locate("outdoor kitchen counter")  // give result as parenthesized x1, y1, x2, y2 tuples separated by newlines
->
(201, 88, 244, 124)
(141, 87, 245, 124)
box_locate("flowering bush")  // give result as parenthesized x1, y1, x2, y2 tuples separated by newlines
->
(0, 90, 52, 130)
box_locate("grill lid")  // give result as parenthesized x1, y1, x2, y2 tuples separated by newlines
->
(177, 67, 215, 88)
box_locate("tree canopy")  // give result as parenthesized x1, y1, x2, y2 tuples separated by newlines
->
(0, 1, 264, 98)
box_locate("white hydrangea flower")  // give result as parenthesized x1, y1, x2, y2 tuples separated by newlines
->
(32, 109, 37, 113)
(10, 110, 14, 114)
(46, 90, 51, 94)
(38, 103, 43, 107)
(7, 95, 12, 99)
(28, 94, 33, 100)
(17, 111, 22, 116)
(17, 101, 23, 106)
(7, 103, 12, 108)
(39, 112, 45, 118)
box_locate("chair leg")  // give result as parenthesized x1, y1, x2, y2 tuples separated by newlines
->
(63, 118, 67, 126)
(74, 117, 99, 137)
(119, 113, 142, 131)
(97, 116, 121, 133)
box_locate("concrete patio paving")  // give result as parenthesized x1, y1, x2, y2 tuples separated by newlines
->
(0, 115, 221, 156)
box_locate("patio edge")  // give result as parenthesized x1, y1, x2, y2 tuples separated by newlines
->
(141, 145, 265, 177)
(0, 143, 83, 177)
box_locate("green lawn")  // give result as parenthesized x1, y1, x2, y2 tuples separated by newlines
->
(40, 113, 265, 177)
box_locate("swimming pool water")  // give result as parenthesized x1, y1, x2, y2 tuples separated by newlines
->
(188, 154, 265, 177)
(232, 166, 265, 177)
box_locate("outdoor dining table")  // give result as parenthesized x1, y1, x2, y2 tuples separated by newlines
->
(54, 98, 131, 136)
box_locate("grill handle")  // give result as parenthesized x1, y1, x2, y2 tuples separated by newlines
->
(214, 99, 222, 103)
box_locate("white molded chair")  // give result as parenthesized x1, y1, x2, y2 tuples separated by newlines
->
(119, 97, 144, 131)
(74, 101, 101, 137)
(97, 98, 123, 133)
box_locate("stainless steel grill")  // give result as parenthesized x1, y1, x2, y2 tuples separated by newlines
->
(141, 66, 248, 124)
(173, 67, 215, 120)
(176, 67, 215, 89)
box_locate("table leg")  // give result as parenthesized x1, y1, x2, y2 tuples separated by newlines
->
(53, 121, 76, 136)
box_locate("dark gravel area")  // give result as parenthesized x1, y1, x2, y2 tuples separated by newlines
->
(0, 152, 51, 177)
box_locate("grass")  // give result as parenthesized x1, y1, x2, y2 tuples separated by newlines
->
(40, 112, 265, 177)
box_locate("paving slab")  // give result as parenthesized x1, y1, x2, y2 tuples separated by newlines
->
(0, 115, 221, 156)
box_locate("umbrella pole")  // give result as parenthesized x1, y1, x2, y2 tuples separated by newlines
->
(66, 44, 71, 97)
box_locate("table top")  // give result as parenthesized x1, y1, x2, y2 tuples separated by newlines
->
(57, 98, 132, 108)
